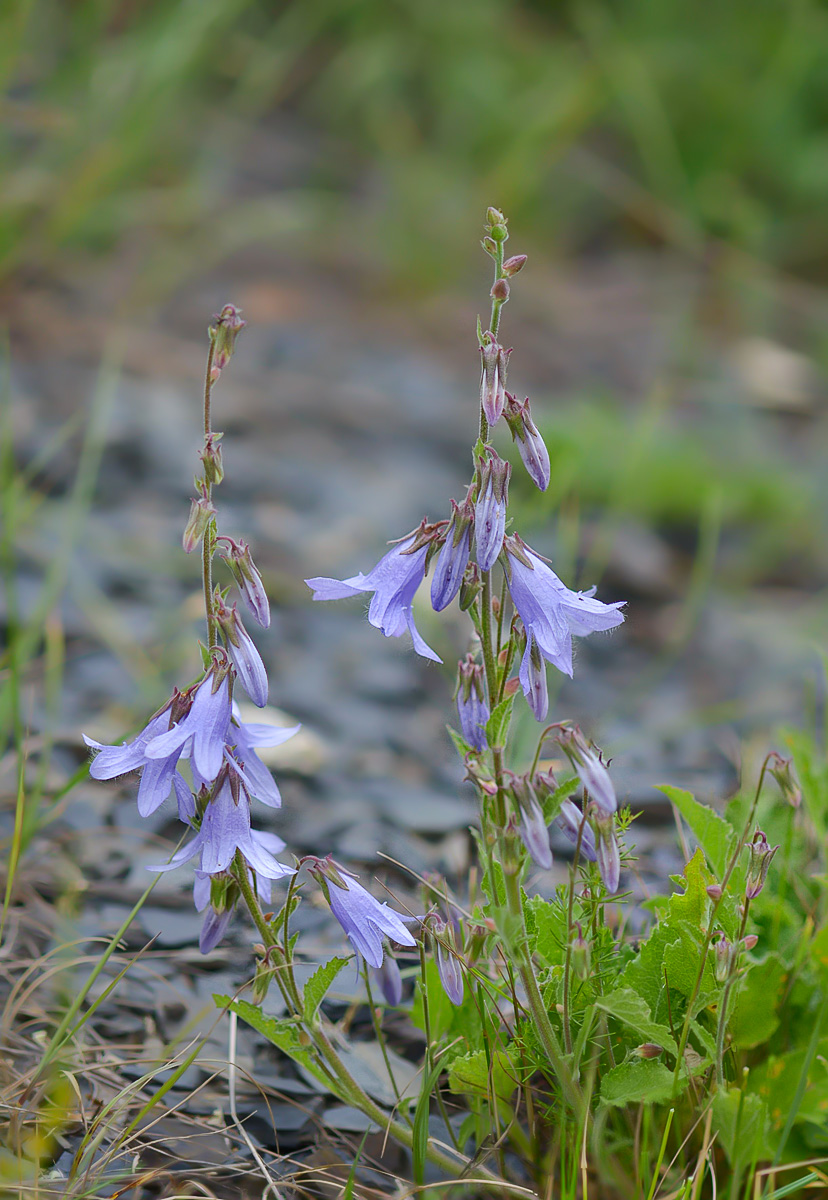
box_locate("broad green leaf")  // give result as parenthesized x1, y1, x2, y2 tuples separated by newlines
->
(303, 956, 350, 1021)
(448, 1047, 519, 1110)
(669, 848, 714, 927)
(485, 694, 515, 750)
(730, 954, 786, 1049)
(524, 894, 567, 968)
(600, 1058, 676, 1106)
(446, 724, 471, 759)
(214, 995, 335, 1093)
(711, 1086, 768, 1165)
(657, 785, 735, 877)
(595, 987, 677, 1053)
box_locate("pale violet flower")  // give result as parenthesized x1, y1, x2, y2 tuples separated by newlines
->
(504, 395, 550, 492)
(511, 775, 552, 870)
(474, 454, 510, 572)
(505, 536, 625, 713)
(555, 799, 598, 863)
(373, 954, 403, 1006)
(84, 706, 183, 817)
(456, 656, 489, 752)
(144, 671, 232, 783)
(306, 523, 441, 662)
(225, 702, 299, 808)
(557, 727, 617, 816)
(216, 600, 269, 708)
(431, 501, 472, 612)
(307, 858, 416, 970)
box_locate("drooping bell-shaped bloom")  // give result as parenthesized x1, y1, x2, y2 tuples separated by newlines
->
(306, 521, 442, 662)
(373, 953, 403, 1006)
(504, 394, 550, 492)
(505, 537, 625, 701)
(307, 857, 416, 970)
(595, 813, 620, 894)
(215, 598, 269, 708)
(218, 536, 271, 628)
(555, 798, 598, 863)
(431, 501, 473, 612)
(429, 915, 464, 1005)
(143, 670, 232, 784)
(521, 637, 549, 722)
(511, 775, 552, 869)
(84, 701, 191, 818)
(557, 727, 617, 816)
(224, 703, 299, 808)
(744, 829, 780, 899)
(455, 655, 489, 752)
(152, 772, 293, 880)
(475, 453, 510, 572)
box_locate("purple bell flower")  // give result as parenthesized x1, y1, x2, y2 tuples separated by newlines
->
(373, 954, 403, 1006)
(218, 537, 271, 628)
(430, 915, 464, 1005)
(85, 703, 190, 818)
(555, 799, 598, 863)
(307, 857, 416, 970)
(595, 813, 621, 894)
(522, 638, 549, 722)
(306, 521, 442, 663)
(152, 773, 294, 879)
(475, 454, 510, 572)
(479, 339, 511, 426)
(557, 727, 617, 816)
(215, 598, 269, 708)
(504, 394, 550, 492)
(431, 500, 473, 612)
(511, 775, 552, 869)
(505, 536, 625, 699)
(224, 702, 299, 808)
(144, 670, 232, 783)
(456, 655, 489, 752)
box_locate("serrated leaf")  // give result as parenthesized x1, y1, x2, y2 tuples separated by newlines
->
(600, 1058, 676, 1106)
(214, 995, 335, 1093)
(485, 694, 515, 750)
(730, 954, 786, 1049)
(711, 1086, 768, 1164)
(669, 847, 714, 927)
(303, 956, 350, 1021)
(523, 894, 567, 968)
(595, 988, 677, 1053)
(657, 785, 735, 877)
(446, 724, 472, 759)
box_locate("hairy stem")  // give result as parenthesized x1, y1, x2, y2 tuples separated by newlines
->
(202, 336, 217, 649)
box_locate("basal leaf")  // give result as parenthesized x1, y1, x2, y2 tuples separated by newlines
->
(711, 1086, 768, 1165)
(600, 1058, 676, 1106)
(595, 987, 677, 1053)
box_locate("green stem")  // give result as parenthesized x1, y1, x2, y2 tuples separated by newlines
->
(715, 902, 750, 1086)
(202, 336, 218, 649)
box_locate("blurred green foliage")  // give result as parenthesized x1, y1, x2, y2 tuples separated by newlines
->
(3, 0, 828, 281)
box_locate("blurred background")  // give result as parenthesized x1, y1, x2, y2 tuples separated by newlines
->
(4, 0, 828, 898)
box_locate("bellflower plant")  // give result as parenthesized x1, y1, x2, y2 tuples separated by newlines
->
(306, 856, 417, 969)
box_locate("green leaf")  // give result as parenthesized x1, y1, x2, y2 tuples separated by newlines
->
(730, 954, 786, 1049)
(524, 894, 567, 968)
(600, 1058, 676, 1106)
(214, 995, 336, 1093)
(485, 693, 515, 750)
(413, 1061, 444, 1185)
(448, 1047, 519, 1111)
(595, 988, 677, 1054)
(446, 724, 472, 759)
(303, 956, 350, 1021)
(657, 785, 735, 877)
(711, 1086, 768, 1165)
(669, 847, 714, 927)
(538, 774, 579, 824)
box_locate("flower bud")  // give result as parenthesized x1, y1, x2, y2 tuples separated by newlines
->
(557, 726, 617, 816)
(742, 934, 758, 951)
(744, 829, 779, 900)
(571, 923, 590, 980)
(431, 500, 473, 612)
(486, 207, 506, 228)
(502, 254, 527, 277)
(524, 640, 548, 722)
(480, 339, 506, 426)
(218, 537, 271, 628)
(768, 752, 801, 809)
(475, 452, 510, 570)
(504, 394, 550, 492)
(183, 496, 216, 554)
(199, 432, 224, 487)
(456, 654, 489, 753)
(490, 224, 508, 243)
(706, 884, 723, 901)
(636, 1043, 664, 1059)
(481, 236, 497, 256)
(491, 278, 510, 302)
(714, 933, 734, 983)
(595, 812, 620, 894)
(429, 916, 464, 1006)
(511, 774, 552, 869)
(209, 304, 246, 384)
(459, 563, 482, 611)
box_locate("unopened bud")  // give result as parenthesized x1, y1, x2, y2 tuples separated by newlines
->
(481, 237, 497, 256)
(490, 223, 508, 243)
(503, 394, 550, 492)
(502, 254, 527, 277)
(199, 432, 224, 487)
(745, 829, 779, 900)
(706, 884, 723, 901)
(456, 654, 489, 753)
(459, 563, 482, 611)
(636, 1043, 664, 1059)
(714, 933, 734, 983)
(209, 304, 246, 384)
(571, 924, 590, 980)
(768, 752, 801, 809)
(491, 278, 510, 302)
(743, 934, 758, 951)
(183, 496, 216, 554)
(486, 207, 506, 228)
